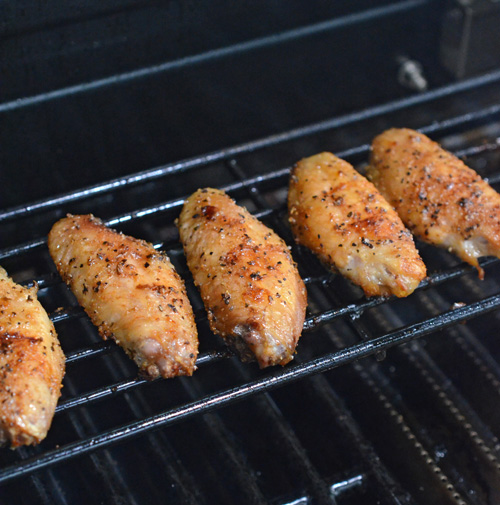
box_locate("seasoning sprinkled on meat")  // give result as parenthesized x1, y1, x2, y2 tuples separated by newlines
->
(48, 214, 198, 379)
(288, 152, 426, 297)
(367, 128, 500, 279)
(0, 267, 65, 447)
(178, 189, 307, 368)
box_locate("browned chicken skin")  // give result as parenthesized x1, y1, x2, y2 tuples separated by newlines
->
(0, 267, 65, 447)
(177, 188, 307, 368)
(48, 215, 198, 379)
(368, 128, 500, 278)
(288, 152, 426, 297)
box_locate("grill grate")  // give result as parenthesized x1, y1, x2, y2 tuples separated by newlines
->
(2, 67, 500, 230)
(1, 66, 500, 503)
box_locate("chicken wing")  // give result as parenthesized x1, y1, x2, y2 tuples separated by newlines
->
(0, 267, 65, 447)
(368, 128, 500, 278)
(177, 188, 307, 368)
(48, 214, 198, 379)
(288, 152, 426, 297)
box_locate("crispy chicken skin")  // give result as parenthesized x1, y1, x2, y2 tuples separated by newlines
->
(48, 214, 198, 379)
(288, 152, 426, 297)
(177, 188, 307, 368)
(0, 267, 65, 447)
(368, 128, 500, 278)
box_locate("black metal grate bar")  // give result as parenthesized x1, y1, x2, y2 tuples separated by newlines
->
(0, 293, 499, 484)
(1, 110, 499, 263)
(98, 344, 207, 505)
(179, 377, 270, 504)
(367, 302, 500, 501)
(305, 374, 413, 504)
(1, 70, 499, 225)
(303, 252, 468, 500)
(0, 0, 427, 115)
(43, 255, 497, 419)
(56, 349, 230, 413)
(232, 382, 336, 504)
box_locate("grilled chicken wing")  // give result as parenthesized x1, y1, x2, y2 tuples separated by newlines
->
(368, 128, 500, 278)
(177, 188, 307, 368)
(48, 214, 198, 379)
(0, 267, 65, 447)
(288, 152, 426, 297)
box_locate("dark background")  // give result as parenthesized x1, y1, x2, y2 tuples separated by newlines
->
(0, 0, 448, 210)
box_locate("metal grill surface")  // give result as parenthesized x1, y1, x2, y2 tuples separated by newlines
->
(1, 4, 500, 503)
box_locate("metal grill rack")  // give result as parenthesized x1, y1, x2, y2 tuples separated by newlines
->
(2, 65, 500, 503)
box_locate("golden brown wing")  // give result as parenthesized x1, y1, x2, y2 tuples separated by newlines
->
(288, 152, 426, 297)
(367, 128, 500, 278)
(48, 214, 198, 379)
(0, 267, 65, 447)
(177, 188, 307, 368)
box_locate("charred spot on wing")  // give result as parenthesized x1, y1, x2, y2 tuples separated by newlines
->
(0, 331, 43, 346)
(224, 328, 258, 364)
(201, 205, 218, 220)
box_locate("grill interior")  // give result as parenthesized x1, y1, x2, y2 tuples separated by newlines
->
(2, 2, 500, 504)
